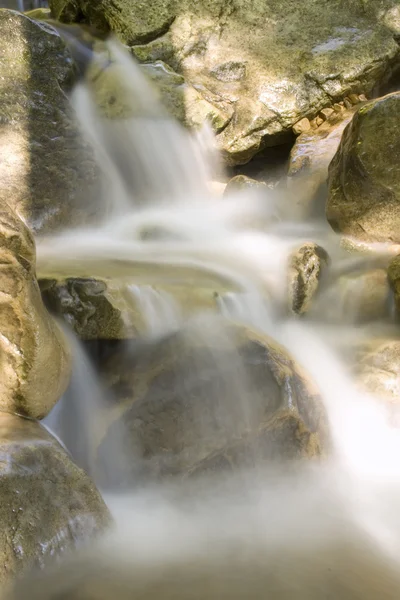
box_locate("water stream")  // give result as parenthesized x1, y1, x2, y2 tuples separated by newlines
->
(35, 36, 400, 598)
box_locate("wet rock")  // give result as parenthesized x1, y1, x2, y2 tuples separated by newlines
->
(386, 255, 400, 317)
(310, 267, 391, 324)
(49, 0, 399, 165)
(24, 8, 51, 20)
(287, 107, 357, 216)
(354, 338, 400, 413)
(0, 412, 110, 586)
(327, 92, 400, 243)
(287, 243, 329, 315)
(292, 118, 311, 135)
(224, 175, 267, 196)
(0, 205, 71, 419)
(40, 278, 133, 340)
(0, 10, 102, 234)
(94, 320, 329, 487)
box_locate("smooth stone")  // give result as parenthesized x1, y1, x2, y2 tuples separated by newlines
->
(327, 92, 400, 243)
(0, 413, 110, 586)
(48, 0, 399, 165)
(0, 205, 71, 419)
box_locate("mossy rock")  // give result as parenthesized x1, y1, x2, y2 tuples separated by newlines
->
(93, 319, 329, 488)
(327, 92, 400, 243)
(49, 0, 399, 165)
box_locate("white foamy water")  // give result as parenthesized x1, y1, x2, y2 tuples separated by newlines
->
(28, 34, 400, 600)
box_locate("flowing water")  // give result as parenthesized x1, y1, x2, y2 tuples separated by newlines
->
(27, 34, 400, 598)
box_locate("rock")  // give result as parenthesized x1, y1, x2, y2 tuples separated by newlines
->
(354, 338, 400, 417)
(310, 267, 391, 324)
(93, 320, 329, 487)
(320, 108, 335, 121)
(0, 205, 71, 419)
(287, 107, 356, 216)
(40, 278, 133, 340)
(387, 255, 400, 317)
(0, 10, 102, 234)
(287, 243, 329, 315)
(224, 175, 267, 196)
(0, 412, 110, 586)
(327, 92, 400, 243)
(292, 118, 311, 135)
(48, 0, 399, 166)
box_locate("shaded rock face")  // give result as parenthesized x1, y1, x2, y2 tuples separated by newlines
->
(49, 0, 399, 165)
(327, 92, 400, 243)
(0, 9, 102, 234)
(287, 243, 329, 315)
(387, 254, 400, 317)
(94, 321, 328, 487)
(0, 205, 71, 419)
(288, 107, 357, 217)
(310, 267, 392, 325)
(40, 278, 131, 340)
(0, 413, 110, 586)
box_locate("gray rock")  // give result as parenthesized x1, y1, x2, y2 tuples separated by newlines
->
(0, 10, 102, 234)
(0, 413, 110, 586)
(288, 243, 329, 315)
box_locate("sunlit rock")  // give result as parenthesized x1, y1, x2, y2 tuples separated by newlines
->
(94, 320, 329, 487)
(49, 0, 399, 164)
(288, 107, 357, 217)
(0, 413, 110, 586)
(0, 10, 102, 234)
(224, 175, 267, 196)
(0, 205, 71, 419)
(327, 92, 400, 243)
(287, 242, 329, 316)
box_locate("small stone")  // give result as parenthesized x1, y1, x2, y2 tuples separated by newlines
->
(344, 98, 353, 109)
(358, 94, 368, 102)
(315, 116, 324, 127)
(320, 108, 335, 121)
(333, 103, 343, 112)
(288, 242, 329, 315)
(348, 94, 360, 105)
(292, 117, 311, 135)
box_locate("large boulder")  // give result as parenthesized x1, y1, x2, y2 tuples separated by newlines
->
(49, 0, 399, 165)
(0, 413, 110, 586)
(87, 320, 329, 487)
(0, 9, 102, 234)
(0, 204, 71, 419)
(327, 92, 400, 243)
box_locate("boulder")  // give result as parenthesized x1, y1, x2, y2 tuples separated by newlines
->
(310, 267, 391, 324)
(0, 9, 102, 234)
(287, 243, 329, 315)
(0, 205, 71, 419)
(49, 0, 399, 164)
(288, 107, 357, 217)
(0, 412, 110, 586)
(327, 92, 400, 243)
(92, 320, 329, 487)
(224, 175, 267, 196)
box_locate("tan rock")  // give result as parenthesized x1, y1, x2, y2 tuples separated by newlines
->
(288, 242, 329, 315)
(287, 107, 356, 216)
(320, 107, 335, 120)
(0, 205, 71, 419)
(292, 118, 311, 135)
